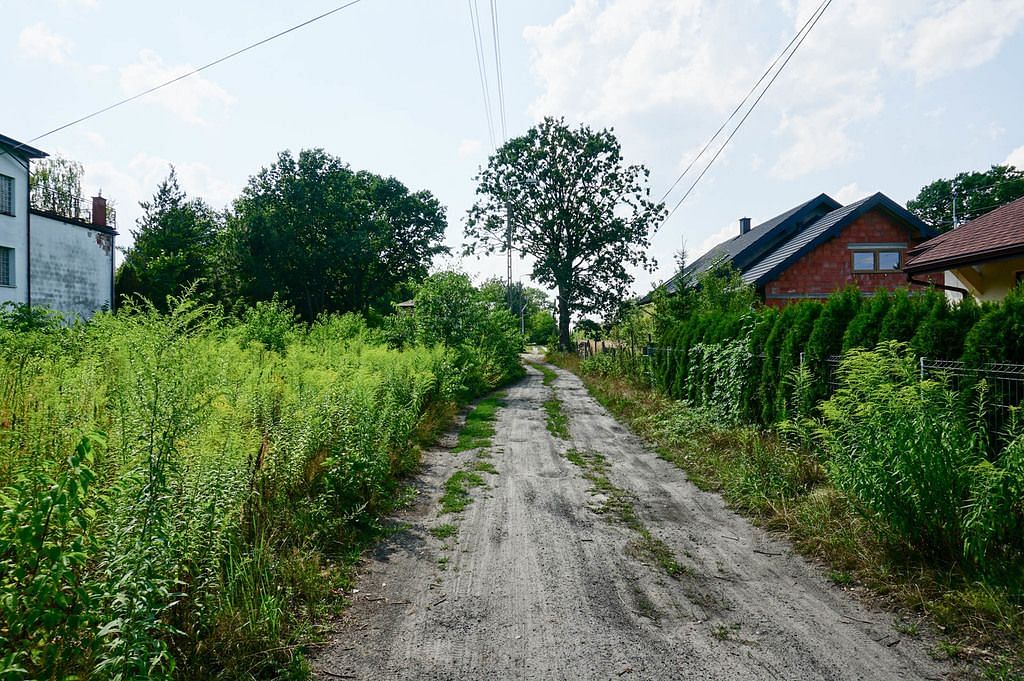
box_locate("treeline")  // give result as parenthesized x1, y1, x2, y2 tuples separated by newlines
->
(115, 149, 448, 322)
(0, 274, 522, 679)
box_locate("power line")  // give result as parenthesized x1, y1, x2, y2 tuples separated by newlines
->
(468, 0, 497, 149)
(489, 0, 508, 142)
(7, 0, 367, 155)
(657, 0, 828, 205)
(663, 0, 833, 224)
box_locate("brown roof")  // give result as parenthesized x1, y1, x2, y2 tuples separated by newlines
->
(904, 196, 1024, 273)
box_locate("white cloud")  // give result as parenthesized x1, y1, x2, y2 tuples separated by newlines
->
(1007, 146, 1024, 170)
(524, 0, 754, 123)
(18, 23, 74, 64)
(528, 0, 1024, 184)
(903, 0, 1024, 83)
(833, 182, 863, 205)
(693, 220, 740, 259)
(119, 50, 233, 125)
(457, 139, 483, 160)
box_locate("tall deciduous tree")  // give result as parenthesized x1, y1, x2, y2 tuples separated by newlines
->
(907, 164, 1024, 231)
(223, 149, 447, 321)
(465, 117, 665, 350)
(29, 156, 84, 218)
(115, 167, 220, 310)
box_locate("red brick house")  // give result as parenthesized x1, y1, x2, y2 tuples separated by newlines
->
(654, 192, 939, 307)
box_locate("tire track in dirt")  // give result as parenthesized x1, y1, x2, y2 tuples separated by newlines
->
(312, 358, 955, 680)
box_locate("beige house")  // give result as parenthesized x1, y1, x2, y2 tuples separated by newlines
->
(904, 196, 1024, 302)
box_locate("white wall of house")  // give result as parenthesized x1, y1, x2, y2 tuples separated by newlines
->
(0, 152, 29, 306)
(30, 213, 114, 319)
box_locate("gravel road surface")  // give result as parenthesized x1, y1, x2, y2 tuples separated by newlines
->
(312, 358, 953, 680)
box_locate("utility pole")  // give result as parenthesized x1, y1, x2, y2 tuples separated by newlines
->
(951, 184, 958, 229)
(506, 202, 513, 312)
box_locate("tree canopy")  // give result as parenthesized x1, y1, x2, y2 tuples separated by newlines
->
(29, 156, 84, 218)
(465, 117, 665, 350)
(222, 149, 448, 321)
(115, 167, 220, 310)
(907, 164, 1024, 231)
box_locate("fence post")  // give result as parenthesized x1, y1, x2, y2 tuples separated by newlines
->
(920, 356, 926, 382)
(799, 351, 805, 368)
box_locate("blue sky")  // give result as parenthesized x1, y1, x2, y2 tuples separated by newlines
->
(4, 0, 1024, 298)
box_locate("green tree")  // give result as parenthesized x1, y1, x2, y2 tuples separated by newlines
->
(224, 149, 448, 321)
(29, 155, 84, 217)
(465, 117, 665, 350)
(115, 168, 220, 310)
(907, 164, 1024, 231)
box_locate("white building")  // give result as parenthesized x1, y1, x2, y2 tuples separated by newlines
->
(0, 133, 116, 320)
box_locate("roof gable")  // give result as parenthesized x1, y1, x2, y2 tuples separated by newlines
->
(667, 193, 840, 293)
(905, 196, 1024, 273)
(742, 192, 936, 286)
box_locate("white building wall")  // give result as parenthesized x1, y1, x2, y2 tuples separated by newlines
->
(30, 213, 114, 320)
(0, 152, 29, 306)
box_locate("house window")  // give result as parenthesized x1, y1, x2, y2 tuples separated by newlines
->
(0, 175, 13, 216)
(877, 251, 901, 271)
(851, 248, 902, 272)
(852, 252, 875, 272)
(0, 247, 13, 287)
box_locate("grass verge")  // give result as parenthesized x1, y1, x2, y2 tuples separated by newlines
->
(544, 397, 570, 439)
(453, 393, 505, 452)
(528, 361, 559, 386)
(440, 470, 487, 514)
(564, 447, 684, 578)
(548, 352, 1024, 677)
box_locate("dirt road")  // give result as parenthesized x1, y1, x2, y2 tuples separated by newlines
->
(313, 358, 953, 680)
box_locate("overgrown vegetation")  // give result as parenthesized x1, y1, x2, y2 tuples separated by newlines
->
(0, 271, 523, 679)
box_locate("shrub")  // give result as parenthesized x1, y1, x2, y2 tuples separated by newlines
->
(842, 290, 891, 351)
(819, 343, 998, 563)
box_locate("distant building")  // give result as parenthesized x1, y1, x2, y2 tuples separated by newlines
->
(904, 196, 1024, 303)
(0, 132, 117, 320)
(651, 192, 939, 307)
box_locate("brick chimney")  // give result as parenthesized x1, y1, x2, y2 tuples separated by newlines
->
(739, 217, 751, 235)
(92, 194, 107, 227)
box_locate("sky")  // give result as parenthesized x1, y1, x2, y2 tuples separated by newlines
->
(4, 0, 1024, 302)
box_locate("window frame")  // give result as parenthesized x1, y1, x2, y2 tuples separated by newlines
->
(0, 175, 14, 217)
(0, 246, 13, 287)
(850, 245, 903, 273)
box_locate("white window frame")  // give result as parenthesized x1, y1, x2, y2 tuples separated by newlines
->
(0, 175, 14, 217)
(0, 246, 14, 287)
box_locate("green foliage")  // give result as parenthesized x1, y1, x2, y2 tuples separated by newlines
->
(907, 164, 1024, 231)
(440, 471, 486, 514)
(820, 343, 1024, 569)
(222, 149, 448, 321)
(28, 156, 84, 217)
(116, 167, 222, 311)
(543, 396, 569, 439)
(963, 287, 1024, 367)
(879, 288, 926, 343)
(0, 292, 521, 678)
(842, 290, 891, 351)
(465, 116, 665, 350)
(453, 395, 503, 452)
(239, 297, 299, 353)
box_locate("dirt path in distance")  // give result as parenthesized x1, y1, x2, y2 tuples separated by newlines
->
(312, 357, 954, 680)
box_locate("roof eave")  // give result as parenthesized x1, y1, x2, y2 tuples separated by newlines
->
(904, 244, 1024, 275)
